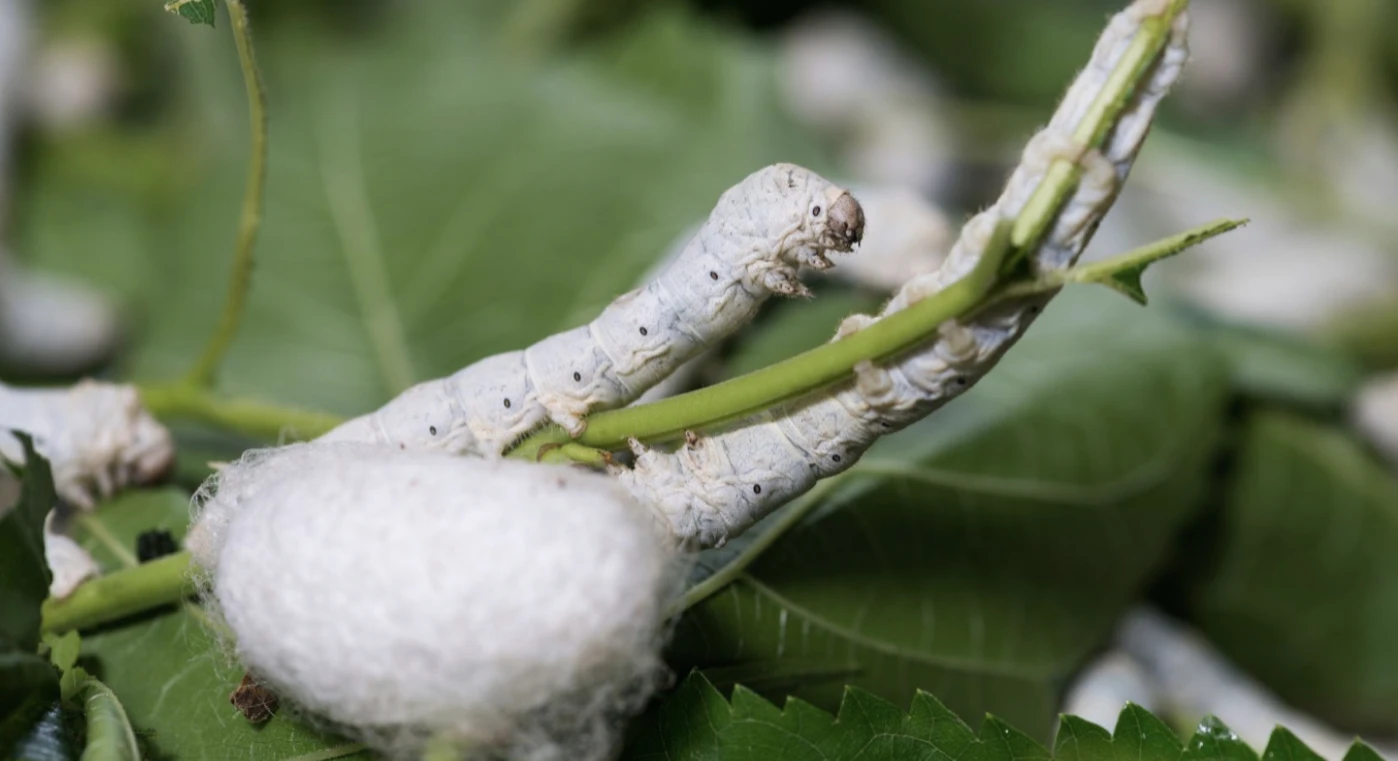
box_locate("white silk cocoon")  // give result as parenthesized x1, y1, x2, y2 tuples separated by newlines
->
(202, 442, 681, 760)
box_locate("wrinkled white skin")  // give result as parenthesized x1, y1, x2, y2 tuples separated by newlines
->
(1111, 609, 1398, 761)
(632, 184, 951, 407)
(322, 163, 863, 455)
(0, 380, 174, 510)
(1354, 371, 1398, 468)
(43, 508, 97, 598)
(622, 0, 1190, 550)
(778, 9, 954, 194)
(0, 379, 173, 599)
(205, 443, 681, 761)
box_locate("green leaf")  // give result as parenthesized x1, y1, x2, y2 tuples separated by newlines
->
(163, 0, 216, 27)
(1066, 219, 1247, 305)
(1262, 728, 1327, 761)
(71, 671, 141, 761)
(18, 3, 827, 426)
(1174, 311, 1363, 410)
(673, 291, 1231, 739)
(1182, 716, 1258, 761)
(0, 650, 59, 724)
(41, 632, 83, 704)
(15, 5, 828, 756)
(0, 433, 56, 654)
(625, 672, 1382, 761)
(64, 490, 372, 760)
(1174, 411, 1398, 734)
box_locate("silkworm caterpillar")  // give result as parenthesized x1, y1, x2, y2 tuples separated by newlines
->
(321, 163, 865, 455)
(0, 379, 175, 509)
(631, 183, 951, 406)
(618, 0, 1190, 550)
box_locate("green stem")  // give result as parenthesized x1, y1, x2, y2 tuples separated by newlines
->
(41, 552, 196, 634)
(46, 222, 1247, 632)
(1004, 0, 1185, 273)
(507, 221, 1013, 462)
(184, 0, 268, 389)
(140, 382, 343, 441)
(506, 0, 1187, 461)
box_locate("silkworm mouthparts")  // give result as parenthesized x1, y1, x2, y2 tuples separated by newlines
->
(825, 190, 866, 249)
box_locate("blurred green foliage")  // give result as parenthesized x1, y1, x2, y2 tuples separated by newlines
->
(4, 0, 1398, 756)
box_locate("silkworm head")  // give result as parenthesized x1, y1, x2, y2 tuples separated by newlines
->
(822, 186, 865, 250)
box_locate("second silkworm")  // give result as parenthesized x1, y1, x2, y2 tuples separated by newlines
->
(320, 163, 864, 456)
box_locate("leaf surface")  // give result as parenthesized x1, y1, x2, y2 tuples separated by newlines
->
(1175, 411, 1398, 733)
(624, 672, 1385, 761)
(674, 290, 1231, 739)
(0, 434, 56, 654)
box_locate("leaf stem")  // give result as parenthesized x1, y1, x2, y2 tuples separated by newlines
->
(183, 0, 268, 389)
(508, 221, 1013, 461)
(507, 0, 1189, 461)
(139, 382, 344, 441)
(1004, 0, 1187, 273)
(41, 552, 196, 634)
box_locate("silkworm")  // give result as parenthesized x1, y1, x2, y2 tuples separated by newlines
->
(618, 0, 1190, 550)
(0, 379, 175, 510)
(631, 183, 951, 406)
(321, 163, 865, 455)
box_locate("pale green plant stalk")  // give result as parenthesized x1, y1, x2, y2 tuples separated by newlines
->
(180, 0, 267, 389)
(38, 221, 1242, 635)
(41, 0, 1232, 630)
(509, 0, 1196, 462)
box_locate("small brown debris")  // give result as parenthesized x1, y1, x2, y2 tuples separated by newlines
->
(230, 672, 279, 723)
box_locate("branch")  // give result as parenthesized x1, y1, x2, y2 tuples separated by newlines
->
(41, 552, 195, 634)
(139, 383, 343, 441)
(506, 0, 1194, 462)
(182, 0, 268, 388)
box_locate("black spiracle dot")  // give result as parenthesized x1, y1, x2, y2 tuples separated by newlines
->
(429, 426, 437, 435)
(812, 205, 822, 217)
(503, 398, 512, 408)
(1028, 305, 1041, 315)
(639, 327, 648, 336)
(954, 376, 968, 386)
(752, 484, 762, 495)
(832, 454, 842, 463)
(573, 371, 582, 382)
(709, 271, 719, 280)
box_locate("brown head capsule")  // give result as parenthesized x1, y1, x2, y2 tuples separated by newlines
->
(825, 191, 865, 249)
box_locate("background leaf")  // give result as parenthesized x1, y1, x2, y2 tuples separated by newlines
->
(165, 0, 217, 27)
(0, 434, 57, 653)
(15, 5, 835, 759)
(18, 3, 826, 429)
(1170, 411, 1398, 735)
(67, 489, 372, 760)
(670, 290, 1231, 739)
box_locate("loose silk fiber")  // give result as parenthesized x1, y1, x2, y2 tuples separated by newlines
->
(204, 443, 683, 760)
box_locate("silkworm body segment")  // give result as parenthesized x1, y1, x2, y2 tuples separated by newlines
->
(620, 0, 1190, 550)
(321, 164, 864, 454)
